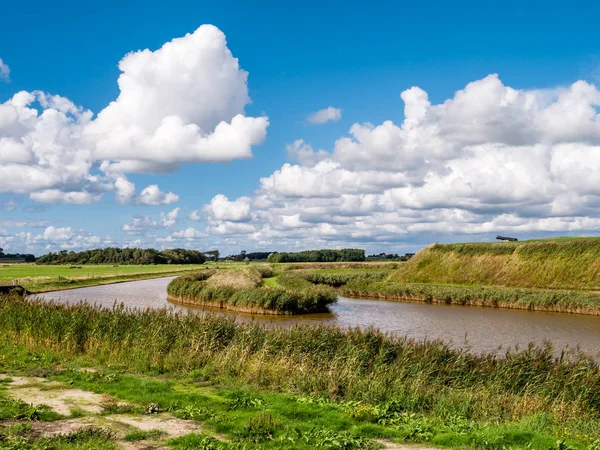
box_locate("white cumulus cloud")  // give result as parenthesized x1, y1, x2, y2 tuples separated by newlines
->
(122, 207, 180, 235)
(188, 210, 202, 221)
(0, 25, 268, 204)
(203, 74, 600, 252)
(43, 226, 73, 241)
(86, 24, 268, 173)
(30, 190, 102, 205)
(172, 227, 208, 239)
(137, 185, 179, 206)
(204, 194, 252, 221)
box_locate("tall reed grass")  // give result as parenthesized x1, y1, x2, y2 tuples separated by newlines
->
(1, 295, 599, 425)
(340, 280, 600, 315)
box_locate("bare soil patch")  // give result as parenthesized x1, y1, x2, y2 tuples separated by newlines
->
(109, 413, 201, 436)
(4, 375, 206, 449)
(7, 376, 107, 415)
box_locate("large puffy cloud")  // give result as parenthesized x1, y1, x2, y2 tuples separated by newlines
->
(87, 25, 268, 172)
(204, 194, 252, 221)
(0, 91, 95, 195)
(0, 25, 268, 204)
(204, 75, 600, 252)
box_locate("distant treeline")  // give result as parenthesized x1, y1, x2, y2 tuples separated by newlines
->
(366, 253, 412, 261)
(0, 248, 36, 262)
(267, 249, 365, 263)
(35, 248, 206, 265)
(225, 251, 272, 261)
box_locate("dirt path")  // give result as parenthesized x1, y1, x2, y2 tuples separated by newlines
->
(2, 375, 207, 449)
(6, 376, 107, 415)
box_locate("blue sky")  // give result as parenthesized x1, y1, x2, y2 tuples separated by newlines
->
(1, 0, 600, 256)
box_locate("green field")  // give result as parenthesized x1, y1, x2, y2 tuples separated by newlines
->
(0, 264, 203, 293)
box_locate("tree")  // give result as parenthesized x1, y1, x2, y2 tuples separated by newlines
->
(35, 247, 206, 265)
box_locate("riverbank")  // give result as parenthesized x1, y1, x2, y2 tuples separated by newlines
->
(338, 280, 600, 315)
(390, 238, 600, 290)
(0, 295, 598, 449)
(273, 238, 600, 315)
(167, 268, 337, 314)
(0, 264, 203, 293)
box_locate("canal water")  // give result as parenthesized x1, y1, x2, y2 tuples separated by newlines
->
(34, 276, 600, 357)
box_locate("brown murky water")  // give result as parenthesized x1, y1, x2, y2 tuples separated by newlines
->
(34, 277, 600, 356)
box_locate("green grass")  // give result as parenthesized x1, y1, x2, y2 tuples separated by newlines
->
(0, 264, 202, 293)
(1, 295, 600, 449)
(292, 269, 391, 287)
(1, 339, 598, 449)
(261, 276, 280, 287)
(123, 429, 167, 441)
(0, 425, 118, 449)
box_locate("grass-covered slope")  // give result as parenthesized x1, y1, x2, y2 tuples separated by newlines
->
(167, 268, 336, 314)
(389, 238, 600, 290)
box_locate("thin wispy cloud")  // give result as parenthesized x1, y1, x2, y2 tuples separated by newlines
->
(307, 106, 342, 124)
(0, 58, 10, 82)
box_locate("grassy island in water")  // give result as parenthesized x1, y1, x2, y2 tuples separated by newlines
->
(167, 267, 337, 314)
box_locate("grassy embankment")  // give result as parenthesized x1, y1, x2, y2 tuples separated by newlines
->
(0, 264, 204, 293)
(1, 295, 599, 449)
(167, 267, 336, 314)
(290, 238, 600, 315)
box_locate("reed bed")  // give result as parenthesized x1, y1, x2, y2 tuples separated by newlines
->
(167, 269, 336, 314)
(340, 280, 600, 315)
(1, 295, 600, 427)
